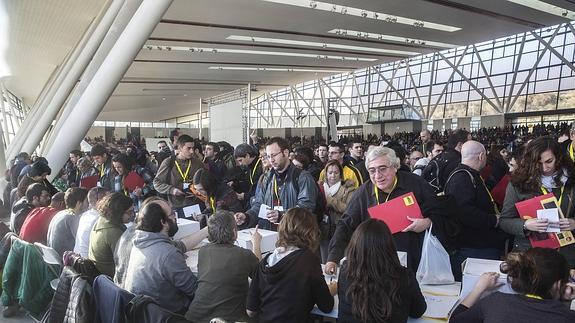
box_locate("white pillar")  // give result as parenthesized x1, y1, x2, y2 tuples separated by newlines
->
(199, 98, 203, 140)
(246, 83, 251, 144)
(45, 0, 174, 180)
(20, 0, 127, 155)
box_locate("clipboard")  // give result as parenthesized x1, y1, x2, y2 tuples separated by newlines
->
(79, 175, 99, 189)
(123, 171, 145, 192)
(367, 192, 423, 234)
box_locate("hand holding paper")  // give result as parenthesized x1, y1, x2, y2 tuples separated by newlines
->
(537, 208, 560, 233)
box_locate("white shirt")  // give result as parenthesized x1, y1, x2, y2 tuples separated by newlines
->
(74, 208, 100, 257)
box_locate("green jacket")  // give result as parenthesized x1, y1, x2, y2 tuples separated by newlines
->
(88, 217, 126, 278)
(1, 239, 59, 320)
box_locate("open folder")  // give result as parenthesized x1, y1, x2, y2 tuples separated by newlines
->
(515, 193, 575, 249)
(367, 192, 423, 234)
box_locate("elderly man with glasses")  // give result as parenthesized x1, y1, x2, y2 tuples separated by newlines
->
(325, 146, 442, 274)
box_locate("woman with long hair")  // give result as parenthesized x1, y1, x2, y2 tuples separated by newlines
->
(112, 153, 154, 209)
(192, 168, 243, 225)
(337, 219, 426, 323)
(451, 248, 575, 322)
(500, 136, 575, 267)
(246, 207, 334, 322)
(318, 159, 356, 262)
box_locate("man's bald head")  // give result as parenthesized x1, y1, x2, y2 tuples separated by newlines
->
(461, 140, 487, 171)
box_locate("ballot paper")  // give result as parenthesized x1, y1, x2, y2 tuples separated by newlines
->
(537, 208, 560, 233)
(422, 293, 459, 319)
(182, 204, 201, 218)
(258, 204, 271, 220)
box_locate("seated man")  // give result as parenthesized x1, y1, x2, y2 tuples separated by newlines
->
(47, 188, 88, 256)
(123, 198, 198, 314)
(20, 192, 65, 244)
(11, 183, 51, 235)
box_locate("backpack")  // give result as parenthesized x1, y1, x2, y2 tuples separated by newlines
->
(422, 153, 453, 193)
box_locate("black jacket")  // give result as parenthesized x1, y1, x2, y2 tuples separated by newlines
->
(327, 171, 443, 271)
(444, 164, 508, 250)
(246, 249, 333, 323)
(10, 197, 33, 235)
(422, 149, 461, 192)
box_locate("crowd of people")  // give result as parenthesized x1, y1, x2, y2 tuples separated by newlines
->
(1, 123, 575, 322)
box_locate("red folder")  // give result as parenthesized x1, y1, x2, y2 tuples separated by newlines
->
(514, 193, 560, 249)
(368, 192, 423, 234)
(123, 172, 145, 192)
(79, 175, 99, 189)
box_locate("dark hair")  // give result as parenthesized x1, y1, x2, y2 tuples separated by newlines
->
(425, 140, 436, 155)
(265, 137, 290, 152)
(70, 150, 83, 158)
(347, 141, 362, 149)
(343, 219, 403, 322)
(157, 140, 167, 146)
(137, 201, 168, 233)
(234, 143, 257, 158)
(276, 208, 319, 251)
(192, 168, 218, 197)
(384, 141, 407, 165)
(294, 146, 314, 163)
(176, 134, 194, 147)
(97, 192, 133, 224)
(501, 248, 570, 299)
(205, 142, 220, 154)
(328, 141, 345, 153)
(64, 187, 88, 209)
(29, 161, 51, 177)
(90, 144, 107, 157)
(16, 152, 30, 161)
(446, 129, 470, 150)
(487, 144, 506, 166)
(318, 143, 328, 149)
(50, 192, 65, 207)
(25, 183, 47, 202)
(511, 136, 575, 193)
(193, 140, 203, 153)
(292, 154, 310, 169)
(112, 153, 134, 172)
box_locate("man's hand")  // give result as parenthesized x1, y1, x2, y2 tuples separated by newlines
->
(402, 217, 432, 233)
(172, 188, 185, 196)
(324, 261, 338, 275)
(266, 210, 280, 224)
(235, 212, 246, 226)
(524, 218, 549, 232)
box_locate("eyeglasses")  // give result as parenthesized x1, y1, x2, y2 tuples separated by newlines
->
(367, 165, 392, 175)
(266, 151, 283, 160)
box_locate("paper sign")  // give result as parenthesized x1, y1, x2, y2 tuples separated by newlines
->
(182, 204, 201, 217)
(537, 208, 560, 233)
(258, 204, 272, 220)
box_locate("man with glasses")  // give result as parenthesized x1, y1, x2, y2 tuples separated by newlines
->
(318, 142, 363, 188)
(234, 137, 318, 230)
(325, 146, 441, 273)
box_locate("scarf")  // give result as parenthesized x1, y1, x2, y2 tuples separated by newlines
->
(323, 181, 341, 197)
(540, 169, 568, 190)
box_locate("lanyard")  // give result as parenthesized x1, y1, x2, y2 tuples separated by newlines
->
(541, 185, 565, 208)
(100, 164, 105, 177)
(209, 196, 216, 211)
(480, 177, 500, 214)
(250, 158, 261, 186)
(570, 143, 575, 162)
(174, 159, 191, 181)
(374, 177, 398, 205)
(525, 294, 543, 300)
(273, 175, 281, 206)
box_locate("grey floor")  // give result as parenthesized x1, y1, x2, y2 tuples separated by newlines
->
(0, 306, 36, 323)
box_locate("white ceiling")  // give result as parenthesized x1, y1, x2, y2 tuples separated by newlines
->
(3, 0, 575, 122)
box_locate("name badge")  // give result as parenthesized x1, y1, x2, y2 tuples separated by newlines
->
(182, 183, 190, 191)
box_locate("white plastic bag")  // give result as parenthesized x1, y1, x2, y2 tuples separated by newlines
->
(416, 225, 454, 285)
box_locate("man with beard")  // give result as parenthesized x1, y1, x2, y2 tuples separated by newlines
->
(232, 144, 263, 209)
(123, 197, 199, 314)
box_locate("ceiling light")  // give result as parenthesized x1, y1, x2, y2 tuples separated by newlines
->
(226, 35, 420, 56)
(144, 45, 378, 62)
(505, 0, 574, 20)
(209, 66, 350, 73)
(327, 29, 457, 49)
(261, 0, 461, 32)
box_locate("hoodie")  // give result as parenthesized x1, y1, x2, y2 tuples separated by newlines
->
(10, 197, 33, 235)
(246, 248, 333, 323)
(123, 230, 197, 313)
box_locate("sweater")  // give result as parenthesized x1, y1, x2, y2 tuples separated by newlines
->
(450, 292, 575, 323)
(338, 266, 426, 323)
(47, 209, 80, 256)
(19, 206, 60, 244)
(246, 248, 333, 323)
(88, 217, 126, 277)
(185, 243, 258, 323)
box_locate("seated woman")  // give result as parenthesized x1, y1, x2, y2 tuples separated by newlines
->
(318, 159, 356, 262)
(337, 219, 426, 323)
(451, 248, 575, 322)
(185, 210, 261, 323)
(111, 153, 154, 211)
(88, 192, 133, 277)
(246, 207, 334, 323)
(192, 168, 243, 226)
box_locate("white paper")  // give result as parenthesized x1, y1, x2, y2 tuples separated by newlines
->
(182, 204, 201, 217)
(258, 204, 272, 220)
(182, 182, 190, 191)
(422, 293, 459, 319)
(537, 208, 560, 233)
(273, 206, 284, 212)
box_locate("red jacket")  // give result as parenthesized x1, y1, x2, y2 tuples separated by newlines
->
(20, 206, 60, 244)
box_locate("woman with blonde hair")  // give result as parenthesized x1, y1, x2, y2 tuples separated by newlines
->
(246, 207, 334, 322)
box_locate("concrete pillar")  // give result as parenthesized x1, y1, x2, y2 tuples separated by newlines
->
(45, 0, 174, 180)
(41, 0, 143, 156)
(19, 0, 127, 156)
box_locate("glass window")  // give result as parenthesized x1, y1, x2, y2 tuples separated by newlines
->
(558, 89, 575, 110)
(526, 92, 557, 111)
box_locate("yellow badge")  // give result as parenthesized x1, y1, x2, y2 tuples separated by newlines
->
(403, 195, 414, 206)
